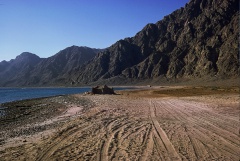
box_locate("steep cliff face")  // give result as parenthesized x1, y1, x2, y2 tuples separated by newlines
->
(72, 0, 238, 84)
(72, 40, 143, 83)
(125, 0, 238, 79)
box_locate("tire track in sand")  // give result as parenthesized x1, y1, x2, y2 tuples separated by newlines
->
(158, 99, 240, 160)
(140, 129, 153, 161)
(100, 117, 132, 161)
(35, 122, 90, 161)
(149, 100, 181, 161)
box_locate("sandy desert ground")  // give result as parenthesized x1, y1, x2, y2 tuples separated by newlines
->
(0, 86, 239, 161)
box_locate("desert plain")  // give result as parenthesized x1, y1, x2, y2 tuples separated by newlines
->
(0, 86, 239, 161)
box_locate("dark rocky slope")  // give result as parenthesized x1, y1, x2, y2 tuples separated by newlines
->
(0, 0, 238, 87)
(0, 53, 42, 86)
(27, 46, 100, 86)
(0, 46, 100, 86)
(71, 0, 239, 85)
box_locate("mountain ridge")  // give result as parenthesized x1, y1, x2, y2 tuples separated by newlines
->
(0, 46, 101, 86)
(70, 0, 239, 85)
(0, 0, 238, 87)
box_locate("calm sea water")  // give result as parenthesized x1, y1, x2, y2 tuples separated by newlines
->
(0, 87, 91, 104)
(0, 87, 130, 104)
(0, 87, 131, 117)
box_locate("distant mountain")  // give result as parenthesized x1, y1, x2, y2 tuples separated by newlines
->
(0, 52, 42, 86)
(70, 0, 239, 85)
(27, 46, 101, 86)
(0, 46, 101, 86)
(0, 0, 238, 87)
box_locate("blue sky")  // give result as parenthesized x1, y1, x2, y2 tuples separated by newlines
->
(0, 0, 189, 61)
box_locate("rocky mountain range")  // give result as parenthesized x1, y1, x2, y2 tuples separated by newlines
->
(0, 46, 101, 86)
(0, 0, 239, 87)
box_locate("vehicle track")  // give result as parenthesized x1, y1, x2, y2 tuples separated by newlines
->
(154, 99, 240, 160)
(149, 100, 181, 161)
(35, 121, 91, 161)
(2, 93, 239, 161)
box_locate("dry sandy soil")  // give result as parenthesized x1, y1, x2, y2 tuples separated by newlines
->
(0, 86, 239, 161)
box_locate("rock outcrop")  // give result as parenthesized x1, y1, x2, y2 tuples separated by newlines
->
(91, 85, 115, 94)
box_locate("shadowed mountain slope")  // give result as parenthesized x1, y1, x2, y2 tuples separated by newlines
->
(0, 0, 238, 87)
(70, 0, 239, 85)
(0, 46, 101, 86)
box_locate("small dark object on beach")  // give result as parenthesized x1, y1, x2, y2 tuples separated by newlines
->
(91, 85, 115, 94)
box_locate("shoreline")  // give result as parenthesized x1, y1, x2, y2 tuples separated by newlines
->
(0, 86, 239, 160)
(0, 86, 136, 105)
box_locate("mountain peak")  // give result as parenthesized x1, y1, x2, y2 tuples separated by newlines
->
(0, 46, 102, 86)
(15, 52, 40, 61)
(70, 0, 239, 85)
(0, 0, 238, 87)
